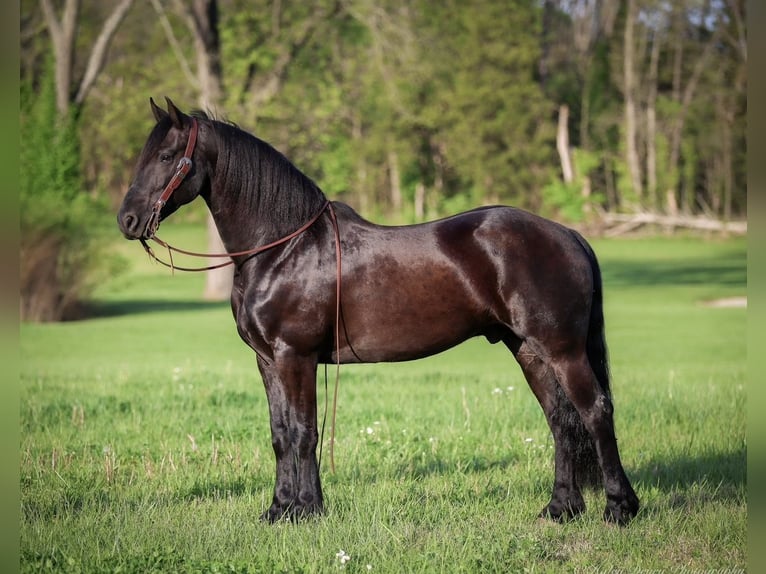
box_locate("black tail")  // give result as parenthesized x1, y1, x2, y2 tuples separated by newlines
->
(558, 231, 610, 488)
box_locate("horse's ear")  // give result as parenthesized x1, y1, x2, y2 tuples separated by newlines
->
(165, 97, 187, 130)
(150, 97, 168, 123)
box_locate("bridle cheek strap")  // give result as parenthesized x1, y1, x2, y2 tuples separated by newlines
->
(147, 117, 199, 236)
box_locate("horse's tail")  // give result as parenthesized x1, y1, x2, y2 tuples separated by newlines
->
(563, 230, 610, 488)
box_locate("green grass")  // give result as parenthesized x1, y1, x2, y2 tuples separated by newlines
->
(20, 227, 746, 573)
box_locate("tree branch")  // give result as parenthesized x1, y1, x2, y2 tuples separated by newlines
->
(39, 0, 62, 42)
(75, 0, 135, 106)
(39, 0, 80, 114)
(246, 1, 341, 109)
(150, 0, 199, 88)
(601, 212, 746, 236)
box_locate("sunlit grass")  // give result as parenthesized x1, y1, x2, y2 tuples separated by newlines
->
(20, 230, 746, 572)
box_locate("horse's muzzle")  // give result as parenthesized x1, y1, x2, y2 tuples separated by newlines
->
(117, 208, 155, 240)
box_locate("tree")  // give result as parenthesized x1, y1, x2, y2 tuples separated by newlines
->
(434, 0, 555, 210)
(40, 0, 135, 115)
(20, 60, 122, 321)
(146, 0, 342, 299)
(150, 0, 229, 299)
(20, 0, 136, 321)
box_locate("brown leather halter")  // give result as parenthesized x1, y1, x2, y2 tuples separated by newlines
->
(138, 116, 344, 472)
(144, 117, 200, 240)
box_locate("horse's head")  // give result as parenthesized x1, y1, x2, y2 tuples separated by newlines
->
(118, 98, 207, 240)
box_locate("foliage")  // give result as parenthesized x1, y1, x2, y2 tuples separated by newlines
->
(21, 1, 747, 223)
(435, 0, 555, 208)
(20, 60, 124, 321)
(20, 228, 746, 572)
(18, 0, 747, 319)
(542, 148, 601, 222)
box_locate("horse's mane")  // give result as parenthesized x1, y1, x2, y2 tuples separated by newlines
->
(196, 110, 328, 239)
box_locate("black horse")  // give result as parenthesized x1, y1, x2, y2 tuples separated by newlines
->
(118, 98, 639, 525)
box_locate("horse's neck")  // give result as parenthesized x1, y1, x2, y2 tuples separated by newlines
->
(203, 185, 263, 254)
(204, 155, 325, 253)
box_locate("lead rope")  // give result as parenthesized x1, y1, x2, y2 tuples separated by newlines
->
(140, 201, 330, 272)
(327, 202, 342, 474)
(141, 200, 344, 474)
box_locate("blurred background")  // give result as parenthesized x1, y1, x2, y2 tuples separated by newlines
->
(19, 0, 747, 321)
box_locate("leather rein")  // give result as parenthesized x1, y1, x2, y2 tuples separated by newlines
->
(138, 116, 343, 472)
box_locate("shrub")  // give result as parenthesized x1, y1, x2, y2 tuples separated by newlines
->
(20, 61, 122, 322)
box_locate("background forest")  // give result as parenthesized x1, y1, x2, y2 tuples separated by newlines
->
(19, 0, 747, 321)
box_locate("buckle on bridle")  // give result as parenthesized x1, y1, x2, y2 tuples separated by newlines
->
(176, 156, 192, 173)
(143, 117, 199, 241)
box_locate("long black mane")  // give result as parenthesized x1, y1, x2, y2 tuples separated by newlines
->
(197, 111, 328, 241)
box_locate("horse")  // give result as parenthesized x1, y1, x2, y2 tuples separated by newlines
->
(118, 98, 639, 525)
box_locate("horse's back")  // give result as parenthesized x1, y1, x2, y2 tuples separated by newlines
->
(333, 203, 595, 362)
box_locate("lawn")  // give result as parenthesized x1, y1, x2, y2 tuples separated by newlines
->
(20, 225, 746, 573)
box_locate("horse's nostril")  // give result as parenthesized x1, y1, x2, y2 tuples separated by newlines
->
(121, 212, 139, 234)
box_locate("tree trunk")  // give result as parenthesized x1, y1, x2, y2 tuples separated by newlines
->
(352, 112, 369, 214)
(556, 104, 573, 184)
(387, 146, 402, 213)
(40, 0, 78, 115)
(75, 0, 134, 105)
(41, 0, 135, 116)
(665, 0, 721, 217)
(622, 0, 643, 202)
(167, 0, 232, 300)
(414, 181, 425, 221)
(190, 0, 232, 300)
(645, 31, 660, 212)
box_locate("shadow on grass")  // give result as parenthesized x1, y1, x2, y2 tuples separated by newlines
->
(87, 298, 229, 318)
(182, 477, 260, 501)
(394, 454, 519, 480)
(600, 249, 746, 289)
(631, 447, 746, 502)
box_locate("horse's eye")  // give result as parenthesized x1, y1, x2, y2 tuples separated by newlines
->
(159, 152, 173, 163)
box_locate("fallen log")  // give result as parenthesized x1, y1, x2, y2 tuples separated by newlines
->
(600, 212, 747, 237)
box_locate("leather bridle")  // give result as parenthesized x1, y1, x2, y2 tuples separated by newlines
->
(144, 117, 199, 240)
(136, 116, 344, 472)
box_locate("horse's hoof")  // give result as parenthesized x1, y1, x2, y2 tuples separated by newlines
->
(260, 500, 324, 523)
(603, 494, 640, 526)
(260, 501, 295, 523)
(291, 501, 324, 521)
(539, 497, 586, 523)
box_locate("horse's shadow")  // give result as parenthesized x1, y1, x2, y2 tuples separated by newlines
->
(630, 448, 746, 505)
(175, 448, 744, 518)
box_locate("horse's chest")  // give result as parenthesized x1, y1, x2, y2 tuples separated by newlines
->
(231, 270, 328, 360)
(230, 274, 273, 360)
(231, 301, 274, 362)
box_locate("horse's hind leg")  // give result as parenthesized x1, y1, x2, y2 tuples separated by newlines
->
(508, 339, 586, 521)
(549, 350, 639, 525)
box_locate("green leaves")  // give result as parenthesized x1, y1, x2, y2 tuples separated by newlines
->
(20, 59, 124, 321)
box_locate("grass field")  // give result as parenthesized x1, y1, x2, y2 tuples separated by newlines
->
(20, 224, 746, 573)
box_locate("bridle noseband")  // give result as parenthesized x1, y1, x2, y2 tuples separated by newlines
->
(145, 117, 200, 238)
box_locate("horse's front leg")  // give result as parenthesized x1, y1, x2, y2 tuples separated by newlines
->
(257, 354, 323, 522)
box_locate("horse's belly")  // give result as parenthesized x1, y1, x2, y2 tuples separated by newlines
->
(341, 269, 490, 363)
